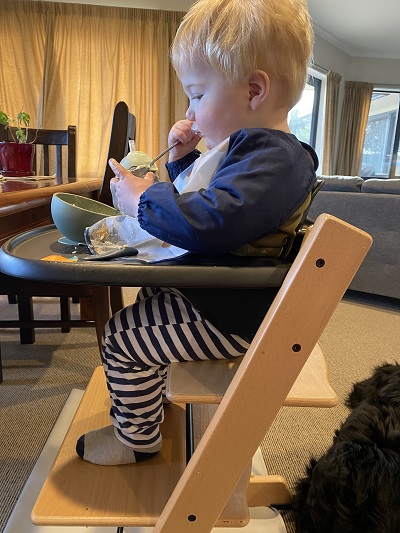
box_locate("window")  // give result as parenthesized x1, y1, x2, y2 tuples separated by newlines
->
(288, 68, 326, 166)
(361, 90, 400, 178)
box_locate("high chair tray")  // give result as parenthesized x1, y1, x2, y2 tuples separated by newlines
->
(0, 224, 291, 287)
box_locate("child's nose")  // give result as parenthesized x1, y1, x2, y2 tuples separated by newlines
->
(186, 106, 195, 121)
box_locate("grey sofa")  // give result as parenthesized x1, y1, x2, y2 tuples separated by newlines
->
(309, 176, 400, 300)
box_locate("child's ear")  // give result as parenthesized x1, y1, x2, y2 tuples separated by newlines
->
(248, 70, 270, 110)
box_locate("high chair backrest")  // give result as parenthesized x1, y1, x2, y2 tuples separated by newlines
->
(99, 101, 136, 206)
(154, 214, 372, 533)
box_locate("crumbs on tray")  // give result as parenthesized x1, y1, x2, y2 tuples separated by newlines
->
(41, 254, 78, 262)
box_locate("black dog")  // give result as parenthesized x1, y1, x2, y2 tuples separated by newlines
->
(293, 363, 400, 533)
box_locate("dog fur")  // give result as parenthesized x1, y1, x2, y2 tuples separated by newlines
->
(292, 363, 400, 533)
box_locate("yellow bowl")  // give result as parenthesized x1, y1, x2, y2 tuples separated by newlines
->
(51, 193, 120, 244)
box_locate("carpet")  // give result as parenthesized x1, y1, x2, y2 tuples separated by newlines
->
(0, 290, 399, 532)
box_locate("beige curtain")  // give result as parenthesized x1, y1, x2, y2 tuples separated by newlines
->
(321, 71, 341, 175)
(336, 81, 374, 176)
(0, 1, 46, 132)
(0, 1, 187, 180)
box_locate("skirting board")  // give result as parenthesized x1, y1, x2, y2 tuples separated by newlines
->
(5, 389, 286, 533)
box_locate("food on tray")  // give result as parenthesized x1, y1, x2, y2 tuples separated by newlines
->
(41, 254, 78, 262)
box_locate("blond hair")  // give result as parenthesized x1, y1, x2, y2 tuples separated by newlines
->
(171, 0, 313, 109)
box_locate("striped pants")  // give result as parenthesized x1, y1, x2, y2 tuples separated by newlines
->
(102, 286, 250, 451)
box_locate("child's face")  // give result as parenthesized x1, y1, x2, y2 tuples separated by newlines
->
(180, 60, 252, 150)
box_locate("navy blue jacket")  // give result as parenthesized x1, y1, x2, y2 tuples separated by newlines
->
(137, 129, 317, 255)
(137, 128, 318, 339)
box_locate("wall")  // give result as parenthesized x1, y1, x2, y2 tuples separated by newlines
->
(348, 57, 400, 85)
(314, 34, 400, 86)
(30, 2, 400, 173)
(36, 0, 400, 87)
(313, 35, 351, 80)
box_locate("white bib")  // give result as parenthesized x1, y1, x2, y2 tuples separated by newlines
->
(174, 138, 229, 194)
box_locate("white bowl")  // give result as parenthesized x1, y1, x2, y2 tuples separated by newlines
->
(51, 192, 120, 244)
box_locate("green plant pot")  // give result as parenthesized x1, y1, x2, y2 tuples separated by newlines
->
(0, 142, 35, 177)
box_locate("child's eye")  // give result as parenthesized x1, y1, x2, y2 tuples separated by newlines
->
(190, 95, 203, 101)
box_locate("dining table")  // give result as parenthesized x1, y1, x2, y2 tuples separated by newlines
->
(0, 176, 103, 340)
(0, 176, 102, 246)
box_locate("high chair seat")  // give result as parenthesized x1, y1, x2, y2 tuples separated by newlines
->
(31, 214, 373, 532)
(166, 342, 338, 407)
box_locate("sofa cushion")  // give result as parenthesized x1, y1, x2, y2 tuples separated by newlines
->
(319, 175, 364, 192)
(361, 178, 400, 194)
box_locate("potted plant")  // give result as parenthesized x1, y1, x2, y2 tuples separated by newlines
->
(0, 109, 36, 177)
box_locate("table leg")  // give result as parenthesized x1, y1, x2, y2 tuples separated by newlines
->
(79, 297, 95, 320)
(92, 286, 111, 358)
(110, 286, 124, 315)
(60, 296, 71, 333)
(0, 339, 3, 384)
(17, 295, 35, 344)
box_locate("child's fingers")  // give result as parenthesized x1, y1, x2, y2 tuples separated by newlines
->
(109, 158, 132, 180)
(169, 120, 197, 145)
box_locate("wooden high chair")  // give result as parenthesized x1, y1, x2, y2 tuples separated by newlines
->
(31, 214, 372, 532)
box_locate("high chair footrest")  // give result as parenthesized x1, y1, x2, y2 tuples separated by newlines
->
(32, 367, 251, 528)
(32, 366, 187, 527)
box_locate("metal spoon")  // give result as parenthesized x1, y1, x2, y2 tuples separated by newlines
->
(129, 140, 180, 177)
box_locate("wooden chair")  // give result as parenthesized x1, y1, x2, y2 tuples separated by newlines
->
(67, 101, 136, 328)
(31, 214, 372, 531)
(73, 101, 136, 325)
(0, 125, 77, 184)
(98, 101, 136, 206)
(1, 125, 78, 342)
(0, 103, 135, 347)
(96, 100, 136, 315)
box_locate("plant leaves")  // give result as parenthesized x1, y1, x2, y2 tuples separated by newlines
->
(0, 111, 11, 126)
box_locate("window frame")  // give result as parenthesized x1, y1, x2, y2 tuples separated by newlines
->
(308, 75, 322, 149)
(362, 87, 400, 178)
(288, 66, 326, 167)
(390, 104, 400, 177)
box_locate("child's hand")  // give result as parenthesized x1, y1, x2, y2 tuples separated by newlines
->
(109, 159, 154, 218)
(167, 119, 202, 162)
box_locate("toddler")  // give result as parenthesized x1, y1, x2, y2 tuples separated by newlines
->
(77, 0, 318, 465)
